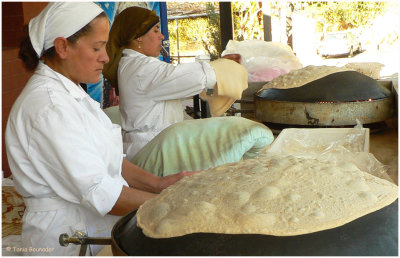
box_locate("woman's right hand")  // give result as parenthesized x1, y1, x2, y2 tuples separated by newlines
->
(222, 54, 242, 64)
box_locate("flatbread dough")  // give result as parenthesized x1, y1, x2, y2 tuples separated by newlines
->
(200, 59, 248, 117)
(137, 153, 398, 238)
(258, 65, 352, 92)
(345, 62, 384, 79)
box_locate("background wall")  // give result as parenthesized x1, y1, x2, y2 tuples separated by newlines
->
(2, 2, 48, 178)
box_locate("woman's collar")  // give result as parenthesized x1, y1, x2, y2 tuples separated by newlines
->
(37, 61, 88, 100)
(122, 48, 144, 57)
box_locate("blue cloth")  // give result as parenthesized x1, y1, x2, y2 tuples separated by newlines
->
(96, 2, 116, 24)
(87, 74, 103, 104)
(148, 2, 160, 17)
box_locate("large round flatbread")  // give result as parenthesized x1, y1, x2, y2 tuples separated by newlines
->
(258, 65, 352, 92)
(137, 153, 398, 238)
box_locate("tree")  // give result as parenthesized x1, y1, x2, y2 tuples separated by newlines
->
(232, 2, 264, 41)
(202, 2, 222, 60)
(300, 2, 389, 33)
(167, 1, 394, 63)
(167, 3, 220, 62)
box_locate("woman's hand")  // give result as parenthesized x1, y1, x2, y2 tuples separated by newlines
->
(157, 170, 199, 193)
(222, 53, 242, 64)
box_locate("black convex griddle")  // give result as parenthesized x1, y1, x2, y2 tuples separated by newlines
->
(111, 200, 398, 256)
(255, 71, 395, 127)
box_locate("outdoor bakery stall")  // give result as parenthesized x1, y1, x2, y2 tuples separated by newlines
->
(59, 68, 398, 256)
(61, 7, 398, 254)
(2, 2, 397, 256)
(58, 45, 398, 256)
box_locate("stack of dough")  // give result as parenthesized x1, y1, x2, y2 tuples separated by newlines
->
(137, 153, 398, 238)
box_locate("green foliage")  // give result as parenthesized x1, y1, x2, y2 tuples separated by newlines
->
(167, 2, 221, 60)
(202, 2, 222, 60)
(232, 2, 264, 41)
(167, 17, 210, 55)
(167, 2, 264, 60)
(301, 1, 389, 32)
(167, 1, 392, 61)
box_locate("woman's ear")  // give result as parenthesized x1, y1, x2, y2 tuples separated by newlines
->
(128, 38, 142, 50)
(53, 37, 69, 59)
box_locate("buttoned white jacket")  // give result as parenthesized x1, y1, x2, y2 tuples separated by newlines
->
(5, 62, 127, 256)
(118, 49, 216, 160)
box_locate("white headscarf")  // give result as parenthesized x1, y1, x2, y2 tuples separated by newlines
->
(29, 2, 104, 58)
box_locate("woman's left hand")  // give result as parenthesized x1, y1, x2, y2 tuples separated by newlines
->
(157, 170, 199, 192)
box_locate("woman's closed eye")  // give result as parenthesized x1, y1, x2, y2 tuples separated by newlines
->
(93, 42, 107, 52)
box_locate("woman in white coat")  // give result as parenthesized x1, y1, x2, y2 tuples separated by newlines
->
(103, 7, 243, 161)
(5, 3, 194, 256)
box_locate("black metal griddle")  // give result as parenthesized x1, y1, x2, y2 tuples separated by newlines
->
(255, 71, 395, 127)
(111, 200, 398, 256)
(257, 71, 391, 102)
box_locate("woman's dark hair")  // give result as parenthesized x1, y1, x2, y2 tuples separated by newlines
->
(18, 12, 107, 71)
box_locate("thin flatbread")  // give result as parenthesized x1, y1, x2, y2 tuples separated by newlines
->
(137, 153, 398, 238)
(258, 65, 352, 92)
(199, 58, 248, 117)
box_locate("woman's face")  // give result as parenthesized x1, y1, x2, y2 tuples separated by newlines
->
(140, 23, 165, 57)
(65, 16, 110, 85)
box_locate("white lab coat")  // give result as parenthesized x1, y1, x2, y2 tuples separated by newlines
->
(118, 49, 216, 161)
(5, 62, 128, 256)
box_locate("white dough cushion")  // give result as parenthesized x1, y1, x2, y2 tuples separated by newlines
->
(131, 117, 274, 176)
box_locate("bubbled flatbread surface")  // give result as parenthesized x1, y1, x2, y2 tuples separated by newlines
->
(137, 153, 398, 238)
(258, 65, 352, 92)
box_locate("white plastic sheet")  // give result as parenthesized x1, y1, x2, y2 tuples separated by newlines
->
(267, 121, 392, 183)
(221, 40, 303, 82)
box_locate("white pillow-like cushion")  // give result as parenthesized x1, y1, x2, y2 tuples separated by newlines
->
(131, 117, 274, 176)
